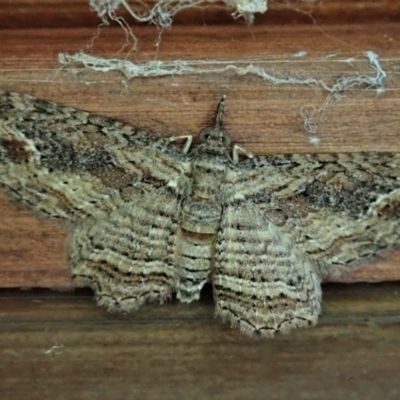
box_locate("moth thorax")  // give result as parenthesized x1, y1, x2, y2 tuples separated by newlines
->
(192, 158, 227, 193)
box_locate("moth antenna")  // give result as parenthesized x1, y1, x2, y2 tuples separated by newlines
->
(214, 95, 226, 128)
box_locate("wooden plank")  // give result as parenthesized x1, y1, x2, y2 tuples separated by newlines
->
(0, 283, 399, 399)
(1, 24, 400, 288)
(1, 0, 400, 28)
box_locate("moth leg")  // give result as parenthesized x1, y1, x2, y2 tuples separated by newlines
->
(232, 144, 254, 164)
(167, 135, 193, 154)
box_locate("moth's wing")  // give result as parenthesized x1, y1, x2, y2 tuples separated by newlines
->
(0, 91, 186, 222)
(70, 187, 180, 311)
(214, 198, 321, 338)
(232, 153, 400, 278)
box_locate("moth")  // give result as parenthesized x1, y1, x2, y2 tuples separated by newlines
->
(0, 91, 399, 337)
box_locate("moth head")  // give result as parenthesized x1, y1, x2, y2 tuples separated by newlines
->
(199, 95, 232, 149)
(199, 127, 232, 148)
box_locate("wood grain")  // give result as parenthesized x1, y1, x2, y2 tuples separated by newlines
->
(0, 283, 399, 400)
(1, 23, 400, 288)
(1, 0, 400, 28)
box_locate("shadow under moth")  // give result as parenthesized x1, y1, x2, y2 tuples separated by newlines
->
(0, 91, 399, 337)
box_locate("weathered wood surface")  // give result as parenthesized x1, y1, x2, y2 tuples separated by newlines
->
(1, 0, 400, 28)
(0, 283, 399, 400)
(0, 4, 400, 398)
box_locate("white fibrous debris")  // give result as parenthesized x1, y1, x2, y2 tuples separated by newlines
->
(228, 0, 268, 22)
(89, 0, 123, 17)
(89, 0, 268, 27)
(58, 51, 387, 143)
